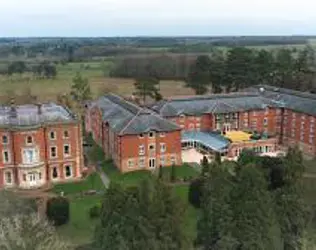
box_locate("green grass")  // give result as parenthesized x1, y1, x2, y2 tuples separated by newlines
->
(52, 173, 105, 195)
(172, 185, 198, 244)
(57, 195, 102, 246)
(161, 164, 199, 180)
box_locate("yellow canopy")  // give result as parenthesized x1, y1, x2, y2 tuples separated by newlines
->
(225, 131, 251, 142)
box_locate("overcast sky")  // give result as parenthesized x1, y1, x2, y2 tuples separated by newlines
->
(0, 0, 315, 37)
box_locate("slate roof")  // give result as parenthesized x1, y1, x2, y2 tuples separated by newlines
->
(151, 93, 269, 117)
(246, 85, 316, 116)
(152, 86, 316, 117)
(0, 103, 76, 128)
(91, 94, 180, 135)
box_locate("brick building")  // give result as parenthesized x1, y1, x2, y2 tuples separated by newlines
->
(151, 85, 316, 157)
(85, 94, 182, 172)
(0, 102, 83, 189)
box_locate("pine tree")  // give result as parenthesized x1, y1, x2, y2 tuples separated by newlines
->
(170, 164, 176, 182)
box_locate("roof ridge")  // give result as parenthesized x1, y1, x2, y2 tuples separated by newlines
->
(104, 93, 142, 115)
(119, 110, 142, 135)
(167, 92, 258, 102)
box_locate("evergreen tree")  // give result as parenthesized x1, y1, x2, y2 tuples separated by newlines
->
(197, 164, 237, 249)
(186, 55, 212, 94)
(158, 165, 163, 180)
(170, 164, 176, 182)
(134, 77, 161, 104)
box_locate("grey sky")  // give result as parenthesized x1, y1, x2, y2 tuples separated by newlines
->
(0, 0, 315, 36)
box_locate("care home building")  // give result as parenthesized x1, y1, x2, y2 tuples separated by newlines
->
(0, 102, 84, 189)
(86, 86, 316, 173)
(85, 94, 182, 172)
(151, 85, 316, 158)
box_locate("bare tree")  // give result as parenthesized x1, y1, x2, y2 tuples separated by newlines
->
(0, 191, 73, 250)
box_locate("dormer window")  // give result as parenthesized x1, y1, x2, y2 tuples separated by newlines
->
(149, 131, 155, 138)
(50, 131, 56, 140)
(26, 136, 33, 145)
(179, 114, 185, 121)
(139, 133, 144, 139)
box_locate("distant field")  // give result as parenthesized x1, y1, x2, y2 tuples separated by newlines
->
(0, 61, 192, 103)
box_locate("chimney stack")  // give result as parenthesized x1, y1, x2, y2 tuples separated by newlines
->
(36, 103, 42, 115)
(9, 98, 17, 119)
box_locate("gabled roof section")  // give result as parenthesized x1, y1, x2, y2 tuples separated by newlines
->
(91, 94, 180, 135)
(152, 92, 268, 117)
(247, 85, 316, 116)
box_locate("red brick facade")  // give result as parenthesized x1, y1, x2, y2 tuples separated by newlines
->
(0, 123, 83, 189)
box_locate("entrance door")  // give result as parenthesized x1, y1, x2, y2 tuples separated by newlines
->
(28, 173, 37, 186)
(149, 158, 156, 169)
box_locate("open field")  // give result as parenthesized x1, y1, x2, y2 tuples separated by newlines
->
(0, 61, 191, 103)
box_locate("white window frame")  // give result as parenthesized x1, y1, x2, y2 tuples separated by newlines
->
(2, 150, 10, 164)
(22, 148, 39, 164)
(63, 144, 71, 157)
(149, 158, 156, 168)
(49, 131, 56, 140)
(63, 130, 70, 139)
(50, 146, 57, 159)
(149, 143, 155, 152)
(127, 159, 134, 168)
(139, 133, 144, 139)
(148, 131, 156, 138)
(139, 145, 145, 156)
(64, 165, 73, 178)
(139, 157, 145, 168)
(159, 132, 166, 137)
(4, 170, 13, 185)
(170, 155, 176, 165)
(160, 155, 165, 166)
(2, 134, 8, 145)
(26, 135, 33, 145)
(160, 143, 166, 153)
(51, 166, 59, 180)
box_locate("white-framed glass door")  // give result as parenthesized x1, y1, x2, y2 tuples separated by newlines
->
(149, 158, 156, 169)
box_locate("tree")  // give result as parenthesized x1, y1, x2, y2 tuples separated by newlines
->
(188, 178, 204, 208)
(201, 155, 210, 176)
(158, 165, 163, 180)
(214, 152, 222, 165)
(0, 191, 71, 250)
(133, 77, 161, 104)
(197, 164, 237, 249)
(7, 61, 26, 76)
(94, 180, 189, 250)
(170, 164, 176, 182)
(231, 165, 282, 250)
(253, 49, 275, 86)
(186, 55, 212, 94)
(225, 47, 256, 92)
(284, 146, 304, 183)
(46, 197, 70, 226)
(0, 213, 72, 250)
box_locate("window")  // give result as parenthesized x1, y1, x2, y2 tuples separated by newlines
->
(64, 145, 70, 156)
(149, 144, 155, 152)
(179, 114, 185, 121)
(22, 148, 39, 164)
(26, 136, 33, 144)
(3, 150, 9, 163)
(128, 159, 134, 168)
(139, 145, 145, 155)
(139, 133, 144, 139)
(149, 158, 156, 168)
(23, 174, 26, 181)
(2, 135, 8, 144)
(39, 172, 42, 180)
(149, 131, 155, 138)
(160, 143, 166, 153)
(160, 156, 165, 166)
(159, 132, 166, 137)
(50, 146, 57, 158)
(5, 171, 12, 184)
(52, 167, 58, 179)
(139, 158, 145, 168)
(170, 156, 176, 165)
(49, 131, 56, 140)
(65, 165, 72, 177)
(63, 130, 69, 138)
(196, 117, 201, 122)
(263, 118, 268, 126)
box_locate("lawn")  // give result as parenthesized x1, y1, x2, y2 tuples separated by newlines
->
(57, 195, 102, 246)
(161, 163, 200, 181)
(52, 172, 105, 195)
